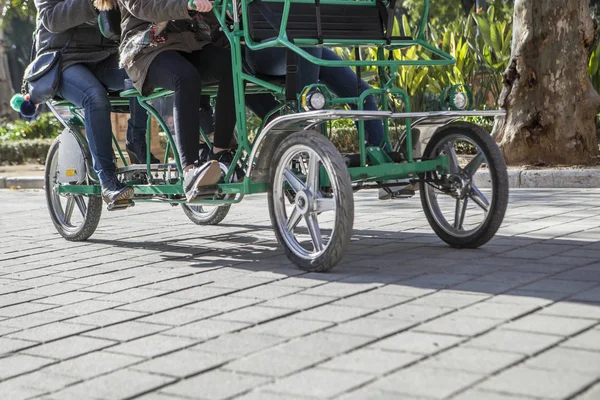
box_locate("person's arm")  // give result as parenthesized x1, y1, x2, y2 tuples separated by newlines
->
(35, 0, 99, 34)
(119, 0, 191, 23)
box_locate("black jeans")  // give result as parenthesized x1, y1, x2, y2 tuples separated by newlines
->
(145, 44, 236, 168)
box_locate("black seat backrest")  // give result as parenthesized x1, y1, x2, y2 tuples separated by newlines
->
(247, 1, 386, 42)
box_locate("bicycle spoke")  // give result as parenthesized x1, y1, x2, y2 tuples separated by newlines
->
(306, 153, 320, 194)
(74, 196, 87, 218)
(286, 206, 303, 232)
(306, 213, 323, 252)
(470, 184, 490, 212)
(314, 197, 335, 213)
(446, 144, 461, 174)
(64, 197, 75, 224)
(283, 168, 306, 193)
(454, 198, 468, 230)
(463, 153, 485, 177)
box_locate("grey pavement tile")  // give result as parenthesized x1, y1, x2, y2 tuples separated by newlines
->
(449, 280, 521, 295)
(190, 332, 284, 356)
(231, 284, 302, 300)
(49, 299, 124, 317)
(464, 329, 563, 355)
(7, 322, 94, 342)
(488, 290, 566, 306)
(561, 328, 600, 351)
(370, 331, 463, 355)
(417, 346, 524, 374)
(326, 317, 416, 338)
(53, 369, 173, 400)
(0, 354, 55, 380)
(453, 301, 540, 321)
(43, 351, 141, 379)
(296, 305, 372, 323)
(415, 315, 501, 336)
(451, 388, 538, 400)
(538, 301, 600, 319)
(209, 277, 275, 290)
(320, 348, 421, 375)
(300, 282, 379, 298)
(243, 317, 333, 338)
(332, 292, 411, 309)
(213, 306, 295, 324)
(225, 347, 325, 377)
(525, 346, 600, 375)
(502, 314, 596, 336)
(232, 390, 311, 400)
(369, 303, 453, 323)
(138, 307, 219, 326)
(0, 302, 58, 318)
(276, 332, 372, 357)
(0, 337, 38, 354)
(116, 296, 192, 313)
(185, 295, 262, 312)
(263, 368, 373, 398)
(82, 321, 168, 342)
(371, 366, 482, 399)
(0, 385, 45, 400)
(162, 369, 269, 400)
(409, 291, 490, 309)
(336, 386, 421, 400)
(520, 279, 598, 294)
(132, 349, 232, 377)
(5, 370, 81, 393)
(570, 287, 600, 303)
(574, 382, 600, 400)
(97, 288, 175, 304)
(368, 284, 439, 298)
(554, 268, 600, 282)
(163, 319, 249, 340)
(479, 366, 598, 399)
(35, 291, 100, 306)
(23, 336, 115, 360)
(64, 309, 145, 327)
(479, 271, 548, 284)
(106, 334, 197, 358)
(261, 294, 335, 310)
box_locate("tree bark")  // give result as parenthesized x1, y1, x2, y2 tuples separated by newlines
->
(0, 28, 17, 121)
(492, 0, 600, 165)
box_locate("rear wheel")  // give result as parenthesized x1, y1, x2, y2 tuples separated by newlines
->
(268, 131, 354, 272)
(45, 138, 102, 241)
(419, 122, 508, 248)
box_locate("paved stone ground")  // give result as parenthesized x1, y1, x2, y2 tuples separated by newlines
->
(1, 188, 600, 400)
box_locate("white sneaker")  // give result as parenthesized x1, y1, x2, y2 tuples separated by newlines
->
(183, 160, 221, 201)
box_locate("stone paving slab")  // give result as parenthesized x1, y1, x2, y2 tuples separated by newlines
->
(1, 188, 600, 399)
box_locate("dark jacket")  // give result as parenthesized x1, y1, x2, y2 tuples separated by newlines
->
(116, 0, 211, 95)
(34, 0, 118, 71)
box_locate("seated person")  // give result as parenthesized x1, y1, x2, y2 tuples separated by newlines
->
(34, 0, 150, 205)
(102, 0, 239, 201)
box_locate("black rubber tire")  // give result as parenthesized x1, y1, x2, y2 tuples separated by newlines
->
(419, 122, 508, 248)
(268, 131, 354, 272)
(45, 138, 102, 241)
(181, 203, 231, 225)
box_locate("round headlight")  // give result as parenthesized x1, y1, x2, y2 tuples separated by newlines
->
(307, 92, 326, 110)
(453, 92, 468, 110)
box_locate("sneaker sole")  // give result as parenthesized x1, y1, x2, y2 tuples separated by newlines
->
(103, 186, 134, 204)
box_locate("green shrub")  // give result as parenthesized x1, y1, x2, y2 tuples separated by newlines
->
(0, 113, 61, 142)
(0, 138, 53, 165)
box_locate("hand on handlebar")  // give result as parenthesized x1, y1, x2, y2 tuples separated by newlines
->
(188, 0, 213, 12)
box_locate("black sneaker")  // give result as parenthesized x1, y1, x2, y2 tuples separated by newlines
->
(182, 160, 221, 201)
(102, 179, 134, 204)
(126, 140, 160, 164)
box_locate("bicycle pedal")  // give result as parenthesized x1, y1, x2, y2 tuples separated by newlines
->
(106, 198, 135, 211)
(188, 185, 219, 201)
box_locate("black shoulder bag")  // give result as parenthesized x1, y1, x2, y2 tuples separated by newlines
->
(22, 30, 73, 104)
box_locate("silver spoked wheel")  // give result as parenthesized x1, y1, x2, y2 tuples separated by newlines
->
(182, 163, 232, 225)
(268, 131, 354, 272)
(45, 139, 102, 241)
(420, 122, 508, 248)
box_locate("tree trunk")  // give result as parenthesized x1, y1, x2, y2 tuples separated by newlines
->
(0, 28, 17, 121)
(492, 0, 600, 165)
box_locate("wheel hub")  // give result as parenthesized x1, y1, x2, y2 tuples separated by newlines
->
(294, 190, 311, 215)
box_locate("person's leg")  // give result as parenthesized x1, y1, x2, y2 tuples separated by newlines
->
(184, 44, 236, 153)
(92, 54, 157, 164)
(57, 64, 133, 201)
(319, 48, 384, 147)
(145, 50, 221, 198)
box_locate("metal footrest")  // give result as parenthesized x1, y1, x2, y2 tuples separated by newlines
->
(106, 198, 135, 211)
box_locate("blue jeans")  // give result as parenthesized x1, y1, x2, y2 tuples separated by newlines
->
(319, 48, 385, 148)
(57, 55, 147, 186)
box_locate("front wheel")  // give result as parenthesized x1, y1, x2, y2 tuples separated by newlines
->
(268, 131, 354, 272)
(419, 122, 508, 248)
(45, 138, 102, 241)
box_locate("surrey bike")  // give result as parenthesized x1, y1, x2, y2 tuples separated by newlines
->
(44, 0, 509, 271)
